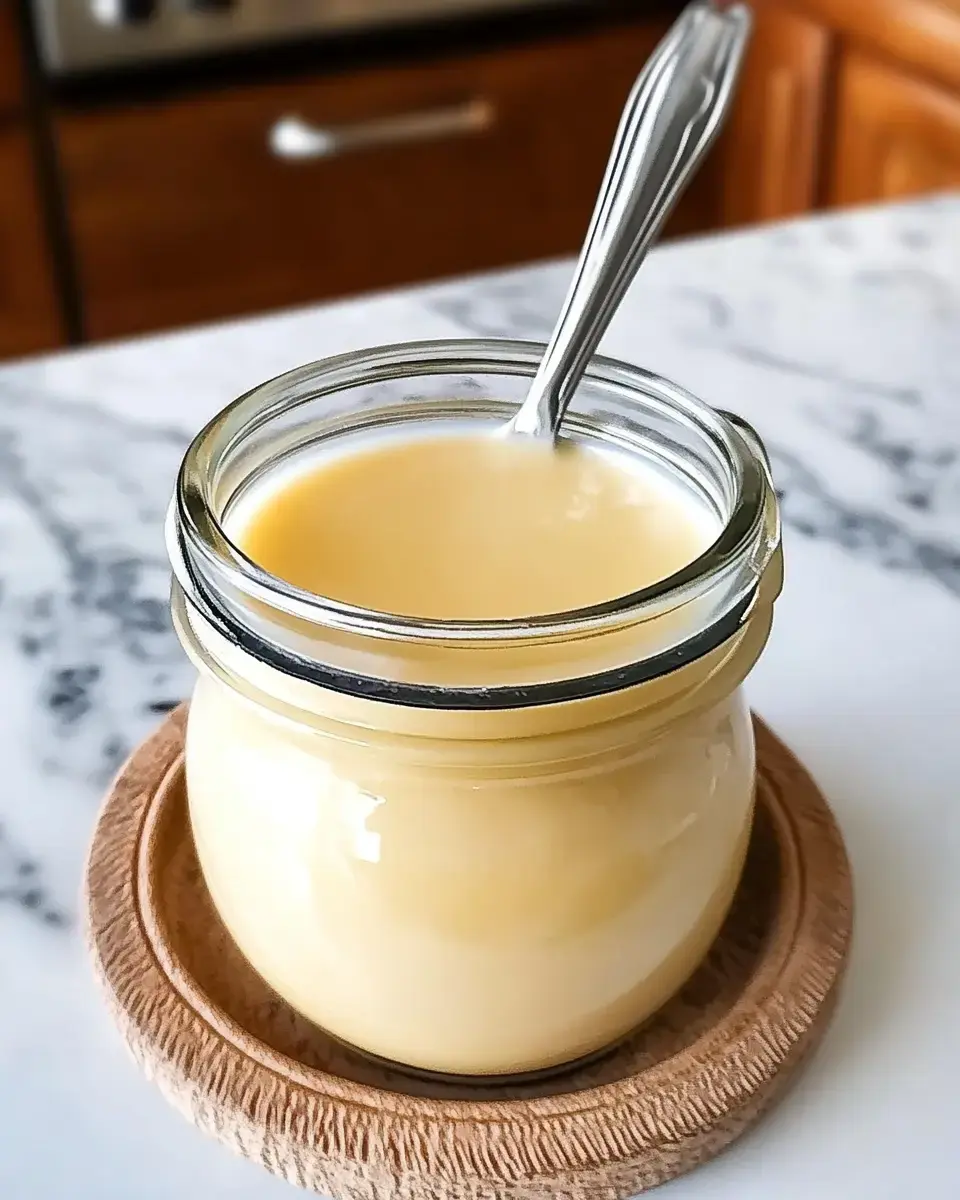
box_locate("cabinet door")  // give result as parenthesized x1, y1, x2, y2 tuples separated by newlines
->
(829, 50, 960, 204)
(718, 4, 830, 225)
(0, 129, 63, 357)
(56, 21, 713, 342)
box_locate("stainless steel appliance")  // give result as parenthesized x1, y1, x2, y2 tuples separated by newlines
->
(32, 0, 578, 74)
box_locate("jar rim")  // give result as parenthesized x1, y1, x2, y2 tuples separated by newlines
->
(167, 338, 781, 708)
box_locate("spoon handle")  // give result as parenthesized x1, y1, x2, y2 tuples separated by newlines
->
(510, 1, 753, 438)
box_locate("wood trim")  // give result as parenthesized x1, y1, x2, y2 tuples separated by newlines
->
(719, 5, 831, 224)
(827, 47, 960, 206)
(785, 0, 960, 94)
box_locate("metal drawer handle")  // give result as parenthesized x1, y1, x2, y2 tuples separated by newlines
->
(268, 98, 495, 161)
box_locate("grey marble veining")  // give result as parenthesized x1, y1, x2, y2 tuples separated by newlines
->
(0, 384, 190, 931)
(2, 195, 960, 1200)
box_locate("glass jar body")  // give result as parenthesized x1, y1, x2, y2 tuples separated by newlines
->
(168, 337, 783, 1078)
(184, 630, 760, 1078)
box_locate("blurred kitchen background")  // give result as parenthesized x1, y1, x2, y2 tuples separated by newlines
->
(2, 0, 959, 361)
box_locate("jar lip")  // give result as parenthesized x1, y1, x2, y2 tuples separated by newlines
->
(172, 337, 772, 647)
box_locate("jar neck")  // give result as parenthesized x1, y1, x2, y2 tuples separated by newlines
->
(168, 339, 782, 712)
(174, 579, 775, 743)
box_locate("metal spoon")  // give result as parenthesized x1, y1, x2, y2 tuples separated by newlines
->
(508, 1, 753, 440)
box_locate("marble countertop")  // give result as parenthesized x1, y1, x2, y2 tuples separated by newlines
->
(2, 195, 959, 1199)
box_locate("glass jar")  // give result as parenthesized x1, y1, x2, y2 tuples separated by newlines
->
(167, 338, 782, 1079)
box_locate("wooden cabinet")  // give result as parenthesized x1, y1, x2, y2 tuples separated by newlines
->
(55, 20, 716, 342)
(0, 129, 63, 356)
(718, 5, 831, 225)
(829, 50, 960, 205)
(7, 0, 958, 355)
(790, 0, 960, 96)
(0, 2, 23, 115)
(727, 0, 960, 219)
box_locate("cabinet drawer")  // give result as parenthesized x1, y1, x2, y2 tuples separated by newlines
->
(56, 21, 692, 341)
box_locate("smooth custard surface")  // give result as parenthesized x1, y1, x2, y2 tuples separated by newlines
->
(235, 431, 716, 618)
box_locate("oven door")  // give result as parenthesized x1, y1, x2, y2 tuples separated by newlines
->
(31, 0, 578, 75)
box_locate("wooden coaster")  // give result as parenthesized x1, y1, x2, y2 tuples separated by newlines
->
(86, 706, 852, 1200)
